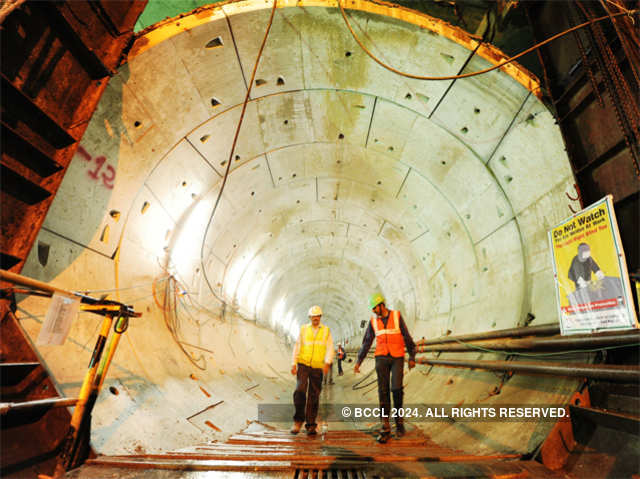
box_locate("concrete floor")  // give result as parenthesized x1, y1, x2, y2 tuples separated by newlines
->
(14, 0, 588, 468)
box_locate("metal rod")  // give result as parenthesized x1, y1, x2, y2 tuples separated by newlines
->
(0, 269, 141, 317)
(415, 357, 640, 382)
(417, 330, 640, 353)
(0, 397, 78, 415)
(416, 323, 560, 347)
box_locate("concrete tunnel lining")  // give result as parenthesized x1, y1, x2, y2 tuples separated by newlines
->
(16, 0, 587, 459)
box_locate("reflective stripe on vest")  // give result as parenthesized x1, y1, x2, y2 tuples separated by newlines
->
(298, 324, 329, 369)
(371, 310, 405, 357)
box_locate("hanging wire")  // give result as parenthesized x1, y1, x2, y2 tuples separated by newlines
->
(199, 0, 278, 304)
(337, 0, 638, 81)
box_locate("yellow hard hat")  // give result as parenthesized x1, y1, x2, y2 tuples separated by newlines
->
(308, 305, 323, 316)
(369, 292, 385, 310)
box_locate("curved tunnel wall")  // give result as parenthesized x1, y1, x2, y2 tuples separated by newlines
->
(17, 0, 587, 458)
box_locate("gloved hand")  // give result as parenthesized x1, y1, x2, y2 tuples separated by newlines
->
(354, 363, 361, 374)
(408, 359, 416, 370)
(595, 270, 605, 280)
(577, 277, 588, 288)
(291, 364, 297, 375)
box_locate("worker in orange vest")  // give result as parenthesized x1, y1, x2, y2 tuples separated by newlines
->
(354, 293, 416, 443)
(290, 305, 334, 436)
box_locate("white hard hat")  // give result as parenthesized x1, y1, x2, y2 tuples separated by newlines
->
(308, 305, 323, 316)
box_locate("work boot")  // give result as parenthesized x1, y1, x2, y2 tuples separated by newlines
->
(376, 418, 391, 443)
(395, 417, 406, 437)
(290, 421, 303, 434)
(306, 425, 317, 436)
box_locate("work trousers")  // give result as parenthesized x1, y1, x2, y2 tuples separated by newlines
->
(293, 363, 323, 428)
(375, 355, 405, 430)
(337, 358, 343, 375)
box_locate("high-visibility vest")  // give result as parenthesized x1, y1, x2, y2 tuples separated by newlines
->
(371, 310, 405, 357)
(297, 324, 329, 369)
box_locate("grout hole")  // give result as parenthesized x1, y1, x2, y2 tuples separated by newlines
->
(182, 181, 187, 187)
(292, 173, 297, 178)
(277, 76, 285, 86)
(134, 121, 142, 128)
(388, 146, 394, 152)
(505, 175, 513, 183)
(141, 201, 150, 214)
(37, 242, 50, 267)
(220, 160, 227, 166)
(377, 180, 382, 185)
(284, 119, 289, 125)
(109, 210, 121, 221)
(235, 155, 241, 162)
(474, 107, 480, 114)
(255, 79, 267, 87)
(461, 127, 468, 134)
(109, 386, 119, 395)
(205, 36, 224, 49)
(345, 51, 352, 57)
(405, 93, 412, 100)
(200, 134, 211, 144)
(251, 191, 255, 196)
(211, 98, 221, 107)
(338, 133, 344, 139)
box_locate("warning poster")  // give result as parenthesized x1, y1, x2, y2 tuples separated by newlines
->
(549, 195, 638, 335)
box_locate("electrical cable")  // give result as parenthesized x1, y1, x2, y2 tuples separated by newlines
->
(199, 0, 278, 303)
(337, 0, 638, 82)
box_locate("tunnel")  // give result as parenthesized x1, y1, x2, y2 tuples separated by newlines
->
(1, 1, 639, 478)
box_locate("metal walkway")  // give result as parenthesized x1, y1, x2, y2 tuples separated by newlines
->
(66, 423, 567, 478)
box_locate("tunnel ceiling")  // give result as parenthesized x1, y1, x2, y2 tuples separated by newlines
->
(27, 0, 580, 345)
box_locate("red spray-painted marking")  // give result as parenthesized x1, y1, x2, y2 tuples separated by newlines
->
(77, 145, 115, 189)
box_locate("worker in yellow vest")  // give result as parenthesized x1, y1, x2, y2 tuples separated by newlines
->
(290, 305, 334, 435)
(354, 293, 416, 443)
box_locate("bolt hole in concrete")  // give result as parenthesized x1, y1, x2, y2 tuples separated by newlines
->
(235, 155, 241, 161)
(109, 386, 119, 396)
(277, 76, 285, 86)
(141, 201, 150, 214)
(255, 78, 267, 86)
(505, 175, 513, 183)
(200, 134, 210, 143)
(37, 242, 50, 267)
(182, 181, 187, 187)
(134, 120, 142, 128)
(441, 160, 446, 165)
(221, 160, 227, 166)
(405, 93, 412, 100)
(100, 224, 110, 243)
(205, 36, 224, 49)
(292, 173, 297, 178)
(345, 51, 352, 57)
(377, 180, 382, 185)
(251, 191, 255, 196)
(109, 210, 121, 220)
(284, 119, 289, 125)
(338, 133, 344, 139)
(211, 98, 221, 107)
(388, 146, 394, 152)
(474, 107, 480, 114)
(461, 126, 468, 134)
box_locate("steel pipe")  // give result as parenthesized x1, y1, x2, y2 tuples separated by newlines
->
(417, 330, 640, 353)
(415, 358, 640, 382)
(416, 323, 560, 347)
(0, 397, 78, 415)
